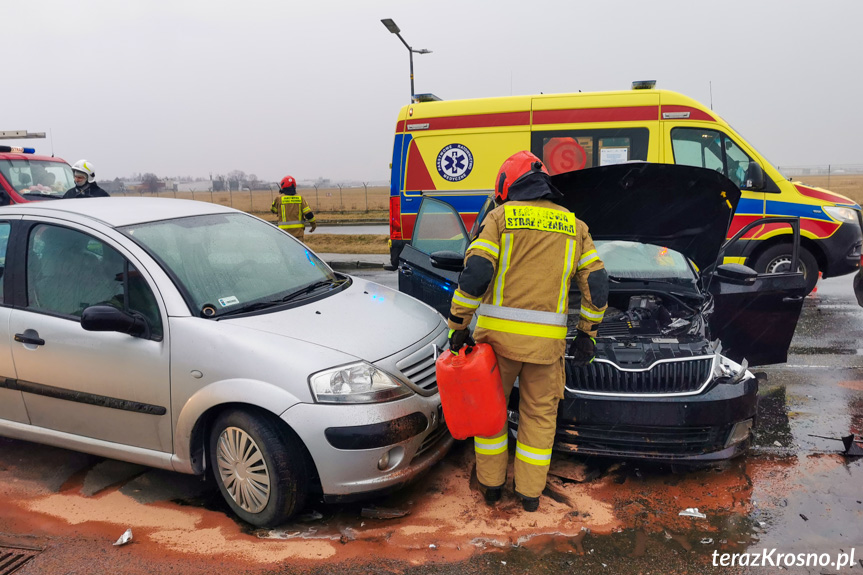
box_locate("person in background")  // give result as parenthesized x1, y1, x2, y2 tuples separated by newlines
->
(64, 160, 109, 198)
(271, 175, 316, 240)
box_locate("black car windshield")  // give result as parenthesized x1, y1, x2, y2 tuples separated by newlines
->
(595, 240, 697, 286)
(0, 159, 75, 198)
(121, 213, 337, 316)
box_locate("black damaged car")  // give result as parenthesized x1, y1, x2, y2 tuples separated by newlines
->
(398, 163, 807, 462)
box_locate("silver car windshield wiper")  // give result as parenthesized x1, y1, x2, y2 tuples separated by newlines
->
(277, 278, 346, 305)
(215, 278, 346, 318)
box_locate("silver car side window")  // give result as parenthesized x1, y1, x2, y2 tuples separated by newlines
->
(26, 225, 161, 338)
(0, 222, 9, 303)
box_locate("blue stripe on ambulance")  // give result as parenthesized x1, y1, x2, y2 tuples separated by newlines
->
(765, 200, 836, 222)
(391, 133, 412, 197)
(400, 194, 489, 216)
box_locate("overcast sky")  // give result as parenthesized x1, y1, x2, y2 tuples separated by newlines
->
(3, 0, 861, 183)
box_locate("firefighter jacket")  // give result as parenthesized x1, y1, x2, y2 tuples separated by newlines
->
(271, 192, 315, 232)
(447, 199, 608, 364)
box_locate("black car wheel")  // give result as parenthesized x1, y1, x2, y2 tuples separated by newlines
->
(854, 271, 863, 307)
(752, 244, 819, 294)
(209, 409, 308, 527)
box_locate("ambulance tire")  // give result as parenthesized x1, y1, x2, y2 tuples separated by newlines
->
(209, 408, 308, 527)
(752, 244, 819, 294)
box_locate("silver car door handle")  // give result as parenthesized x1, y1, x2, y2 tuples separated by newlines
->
(782, 296, 803, 303)
(15, 332, 45, 346)
(399, 265, 413, 277)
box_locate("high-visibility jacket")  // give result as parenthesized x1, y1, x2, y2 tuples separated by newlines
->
(271, 193, 315, 238)
(447, 198, 607, 364)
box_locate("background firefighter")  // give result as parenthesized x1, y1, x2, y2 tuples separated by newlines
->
(271, 175, 316, 239)
(447, 151, 609, 512)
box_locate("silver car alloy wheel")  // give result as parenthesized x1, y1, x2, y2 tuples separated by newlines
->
(216, 426, 271, 514)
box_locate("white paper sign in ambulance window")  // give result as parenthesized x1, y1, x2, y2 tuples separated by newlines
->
(600, 147, 629, 166)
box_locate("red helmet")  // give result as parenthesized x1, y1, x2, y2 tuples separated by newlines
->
(280, 175, 296, 190)
(494, 151, 549, 204)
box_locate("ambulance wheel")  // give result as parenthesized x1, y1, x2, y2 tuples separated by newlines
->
(209, 408, 308, 527)
(752, 244, 819, 294)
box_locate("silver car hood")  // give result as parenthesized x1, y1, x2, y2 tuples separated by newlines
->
(224, 277, 444, 363)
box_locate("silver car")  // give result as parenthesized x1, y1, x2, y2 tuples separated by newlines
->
(0, 198, 452, 526)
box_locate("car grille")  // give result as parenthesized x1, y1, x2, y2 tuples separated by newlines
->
(413, 423, 451, 461)
(568, 357, 713, 395)
(554, 423, 728, 456)
(396, 344, 438, 393)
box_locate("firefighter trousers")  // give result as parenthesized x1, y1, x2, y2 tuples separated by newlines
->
(474, 354, 565, 499)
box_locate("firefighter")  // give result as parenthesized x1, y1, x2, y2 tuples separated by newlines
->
(63, 160, 110, 198)
(447, 151, 608, 512)
(271, 175, 316, 239)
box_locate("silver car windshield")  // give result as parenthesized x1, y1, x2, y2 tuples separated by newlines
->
(595, 240, 696, 285)
(121, 213, 337, 316)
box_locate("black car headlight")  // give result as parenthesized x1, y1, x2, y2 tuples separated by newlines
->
(714, 356, 750, 385)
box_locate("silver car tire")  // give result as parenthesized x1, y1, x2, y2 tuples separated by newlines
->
(209, 409, 308, 527)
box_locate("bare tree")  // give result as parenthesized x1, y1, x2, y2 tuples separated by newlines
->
(141, 173, 160, 194)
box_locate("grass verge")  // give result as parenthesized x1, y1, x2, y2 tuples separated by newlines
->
(303, 234, 389, 254)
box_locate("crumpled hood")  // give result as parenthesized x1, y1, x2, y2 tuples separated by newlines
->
(551, 163, 742, 270)
(223, 277, 444, 363)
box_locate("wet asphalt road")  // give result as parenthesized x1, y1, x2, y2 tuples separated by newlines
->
(1, 273, 861, 575)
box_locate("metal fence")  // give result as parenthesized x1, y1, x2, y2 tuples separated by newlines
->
(775, 164, 863, 177)
(105, 186, 390, 215)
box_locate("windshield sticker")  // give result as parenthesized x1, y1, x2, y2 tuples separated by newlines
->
(436, 143, 474, 182)
(600, 147, 629, 166)
(503, 205, 577, 236)
(218, 296, 240, 307)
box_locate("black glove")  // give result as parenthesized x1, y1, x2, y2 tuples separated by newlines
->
(448, 328, 475, 354)
(569, 330, 596, 366)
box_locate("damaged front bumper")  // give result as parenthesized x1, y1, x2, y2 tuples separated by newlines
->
(509, 373, 758, 463)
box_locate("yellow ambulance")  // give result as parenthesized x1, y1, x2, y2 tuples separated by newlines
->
(388, 83, 862, 292)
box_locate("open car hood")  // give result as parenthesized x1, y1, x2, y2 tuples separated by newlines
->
(551, 163, 741, 270)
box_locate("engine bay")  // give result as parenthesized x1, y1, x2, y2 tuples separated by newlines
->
(598, 292, 705, 338)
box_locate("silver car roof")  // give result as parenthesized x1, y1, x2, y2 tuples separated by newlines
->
(0, 197, 236, 228)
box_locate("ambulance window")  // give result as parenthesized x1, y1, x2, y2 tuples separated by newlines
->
(411, 198, 469, 255)
(531, 128, 649, 176)
(671, 128, 757, 189)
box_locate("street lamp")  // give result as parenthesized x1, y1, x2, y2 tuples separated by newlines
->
(381, 18, 432, 102)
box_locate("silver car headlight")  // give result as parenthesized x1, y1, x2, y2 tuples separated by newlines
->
(309, 362, 413, 404)
(823, 205, 860, 224)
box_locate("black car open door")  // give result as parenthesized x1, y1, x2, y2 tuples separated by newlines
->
(705, 217, 806, 366)
(398, 196, 496, 317)
(398, 198, 469, 317)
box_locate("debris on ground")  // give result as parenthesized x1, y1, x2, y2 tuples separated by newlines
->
(678, 508, 707, 519)
(700, 538, 714, 545)
(113, 528, 133, 547)
(360, 506, 411, 520)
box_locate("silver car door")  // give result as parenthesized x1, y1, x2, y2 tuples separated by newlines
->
(0, 219, 28, 423)
(9, 222, 171, 452)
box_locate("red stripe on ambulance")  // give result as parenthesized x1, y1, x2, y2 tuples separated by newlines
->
(533, 106, 659, 125)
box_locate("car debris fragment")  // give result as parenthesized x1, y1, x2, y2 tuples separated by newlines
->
(361, 506, 411, 520)
(113, 528, 132, 547)
(678, 508, 707, 519)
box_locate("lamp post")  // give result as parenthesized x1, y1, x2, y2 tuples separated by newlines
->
(381, 19, 432, 102)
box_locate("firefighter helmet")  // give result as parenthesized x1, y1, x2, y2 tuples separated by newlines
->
(280, 175, 296, 191)
(494, 151, 548, 204)
(72, 159, 96, 184)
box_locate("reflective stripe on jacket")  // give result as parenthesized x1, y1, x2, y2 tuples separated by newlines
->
(271, 193, 315, 229)
(447, 199, 607, 364)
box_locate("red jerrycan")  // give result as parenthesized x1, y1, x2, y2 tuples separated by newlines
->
(435, 343, 506, 440)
